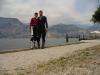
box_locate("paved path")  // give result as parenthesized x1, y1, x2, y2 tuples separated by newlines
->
(0, 40, 100, 71)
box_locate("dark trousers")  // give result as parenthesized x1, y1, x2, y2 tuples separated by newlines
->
(30, 26, 38, 42)
(38, 30, 46, 43)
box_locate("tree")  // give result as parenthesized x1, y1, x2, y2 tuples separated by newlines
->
(91, 6, 100, 23)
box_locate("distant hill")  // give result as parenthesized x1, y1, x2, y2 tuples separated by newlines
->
(0, 17, 99, 38)
(88, 24, 100, 31)
(48, 23, 87, 37)
(0, 17, 29, 38)
(76, 24, 92, 29)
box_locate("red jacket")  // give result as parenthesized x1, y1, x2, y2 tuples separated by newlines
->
(30, 17, 38, 29)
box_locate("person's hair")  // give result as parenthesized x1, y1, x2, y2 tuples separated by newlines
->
(34, 12, 38, 15)
(39, 10, 43, 13)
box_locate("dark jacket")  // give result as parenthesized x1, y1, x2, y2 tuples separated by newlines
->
(38, 16, 48, 31)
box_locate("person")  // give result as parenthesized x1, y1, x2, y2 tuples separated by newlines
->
(38, 10, 48, 49)
(29, 12, 39, 49)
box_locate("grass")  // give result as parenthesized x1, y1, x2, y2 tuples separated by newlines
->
(33, 45, 100, 75)
(2, 45, 100, 75)
(3, 72, 13, 75)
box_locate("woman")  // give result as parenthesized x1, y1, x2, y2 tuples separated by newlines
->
(29, 12, 39, 49)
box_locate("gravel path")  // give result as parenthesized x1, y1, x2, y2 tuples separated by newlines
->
(0, 40, 100, 71)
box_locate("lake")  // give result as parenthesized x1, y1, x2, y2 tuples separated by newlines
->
(0, 38, 79, 51)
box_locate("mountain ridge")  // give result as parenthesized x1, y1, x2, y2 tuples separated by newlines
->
(0, 17, 99, 38)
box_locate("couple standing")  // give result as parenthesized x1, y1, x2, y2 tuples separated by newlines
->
(29, 10, 48, 49)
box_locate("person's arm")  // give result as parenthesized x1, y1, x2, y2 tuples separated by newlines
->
(45, 16, 48, 28)
(29, 18, 32, 32)
(45, 16, 48, 32)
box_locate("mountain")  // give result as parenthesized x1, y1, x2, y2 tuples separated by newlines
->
(0, 17, 29, 38)
(48, 23, 87, 37)
(0, 17, 97, 38)
(76, 24, 92, 29)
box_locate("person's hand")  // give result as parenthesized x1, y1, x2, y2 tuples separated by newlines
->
(45, 28, 48, 32)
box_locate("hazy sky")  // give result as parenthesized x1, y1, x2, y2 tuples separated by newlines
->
(0, 0, 98, 25)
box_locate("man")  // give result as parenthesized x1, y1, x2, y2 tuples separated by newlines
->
(38, 10, 48, 49)
(29, 12, 39, 49)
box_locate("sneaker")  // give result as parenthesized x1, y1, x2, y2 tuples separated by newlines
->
(31, 46, 33, 49)
(30, 41, 33, 49)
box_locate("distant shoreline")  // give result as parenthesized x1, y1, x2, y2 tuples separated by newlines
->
(0, 41, 81, 54)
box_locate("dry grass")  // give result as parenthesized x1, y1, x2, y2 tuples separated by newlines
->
(2, 45, 100, 75)
(33, 45, 100, 75)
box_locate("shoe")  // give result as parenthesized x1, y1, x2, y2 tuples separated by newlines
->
(30, 41, 33, 49)
(41, 47, 44, 49)
(30, 46, 33, 49)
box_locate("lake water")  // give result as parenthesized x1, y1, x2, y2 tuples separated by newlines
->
(0, 38, 79, 51)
